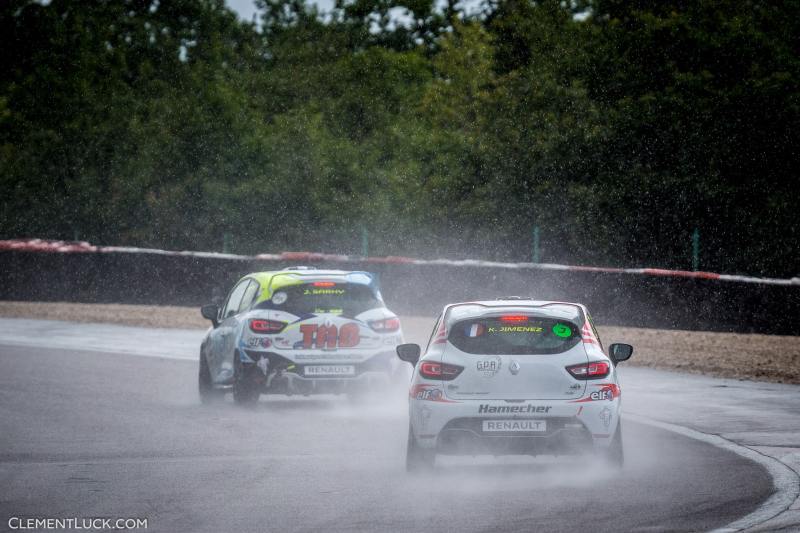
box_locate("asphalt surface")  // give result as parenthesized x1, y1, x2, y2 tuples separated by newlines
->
(0, 319, 795, 532)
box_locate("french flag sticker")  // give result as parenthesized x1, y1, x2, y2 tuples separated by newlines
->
(466, 323, 486, 337)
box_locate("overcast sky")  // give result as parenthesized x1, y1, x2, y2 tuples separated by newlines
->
(225, 0, 260, 23)
(226, 0, 336, 23)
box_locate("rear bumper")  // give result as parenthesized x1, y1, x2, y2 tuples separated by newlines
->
(240, 349, 397, 394)
(266, 370, 392, 395)
(410, 397, 621, 453)
(242, 348, 397, 377)
(437, 417, 593, 455)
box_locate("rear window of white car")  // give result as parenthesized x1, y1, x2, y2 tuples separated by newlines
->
(257, 282, 382, 316)
(448, 316, 582, 355)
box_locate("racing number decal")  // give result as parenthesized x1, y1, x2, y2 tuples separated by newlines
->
(301, 324, 328, 348)
(299, 323, 360, 349)
(300, 325, 315, 348)
(338, 323, 359, 348)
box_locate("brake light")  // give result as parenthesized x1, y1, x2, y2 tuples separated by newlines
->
(566, 361, 611, 379)
(249, 319, 286, 334)
(369, 317, 401, 333)
(500, 315, 528, 323)
(312, 281, 336, 287)
(419, 361, 463, 381)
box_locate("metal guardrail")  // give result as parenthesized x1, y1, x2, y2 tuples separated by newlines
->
(1, 239, 797, 286)
(1, 239, 798, 334)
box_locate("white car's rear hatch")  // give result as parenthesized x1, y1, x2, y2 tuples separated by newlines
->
(438, 304, 589, 401)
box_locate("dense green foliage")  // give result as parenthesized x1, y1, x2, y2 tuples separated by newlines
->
(2, 0, 798, 276)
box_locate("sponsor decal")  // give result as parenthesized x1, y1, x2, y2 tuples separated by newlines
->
(410, 384, 455, 402)
(256, 357, 270, 374)
(272, 291, 288, 305)
(416, 387, 441, 401)
(274, 336, 292, 347)
(298, 323, 360, 349)
(581, 321, 600, 345)
(476, 356, 502, 377)
(304, 365, 355, 376)
(509, 360, 521, 375)
(247, 337, 272, 348)
(483, 420, 546, 432)
(570, 383, 621, 403)
(552, 323, 572, 338)
(599, 407, 612, 429)
(294, 353, 362, 360)
(432, 321, 447, 345)
(479, 404, 551, 414)
(464, 323, 487, 337)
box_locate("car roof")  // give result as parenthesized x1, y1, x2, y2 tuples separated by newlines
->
(246, 269, 373, 286)
(442, 299, 586, 325)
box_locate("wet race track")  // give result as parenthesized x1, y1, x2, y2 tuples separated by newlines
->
(0, 319, 796, 532)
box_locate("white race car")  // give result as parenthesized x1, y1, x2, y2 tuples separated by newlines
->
(199, 267, 404, 405)
(396, 299, 633, 471)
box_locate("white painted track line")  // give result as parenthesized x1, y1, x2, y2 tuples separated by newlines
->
(626, 414, 800, 532)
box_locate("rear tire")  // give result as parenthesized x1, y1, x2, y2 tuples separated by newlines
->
(233, 355, 260, 406)
(198, 353, 224, 404)
(406, 425, 435, 472)
(603, 420, 625, 469)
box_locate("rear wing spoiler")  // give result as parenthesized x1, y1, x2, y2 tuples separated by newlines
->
(266, 271, 377, 296)
(442, 302, 586, 329)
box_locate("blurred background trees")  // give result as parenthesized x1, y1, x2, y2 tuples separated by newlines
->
(1, 0, 797, 276)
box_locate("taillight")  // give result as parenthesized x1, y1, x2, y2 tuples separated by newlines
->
(566, 361, 610, 379)
(419, 361, 463, 381)
(249, 319, 286, 334)
(312, 281, 336, 287)
(500, 315, 528, 323)
(369, 317, 401, 333)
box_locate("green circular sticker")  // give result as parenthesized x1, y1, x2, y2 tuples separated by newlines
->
(552, 324, 572, 338)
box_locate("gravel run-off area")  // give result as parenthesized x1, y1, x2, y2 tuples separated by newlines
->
(1, 301, 797, 384)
